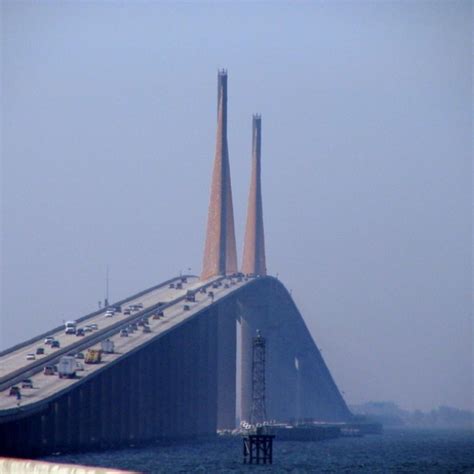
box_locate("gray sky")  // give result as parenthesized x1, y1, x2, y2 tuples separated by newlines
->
(1, 1, 472, 412)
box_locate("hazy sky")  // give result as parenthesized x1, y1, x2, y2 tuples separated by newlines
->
(1, 1, 472, 412)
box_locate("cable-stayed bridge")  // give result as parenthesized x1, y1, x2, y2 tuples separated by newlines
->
(0, 71, 350, 458)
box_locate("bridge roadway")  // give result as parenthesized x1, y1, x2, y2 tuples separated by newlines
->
(0, 276, 191, 379)
(0, 274, 247, 414)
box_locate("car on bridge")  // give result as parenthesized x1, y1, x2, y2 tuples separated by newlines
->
(143, 326, 151, 333)
(51, 340, 60, 348)
(76, 328, 85, 337)
(9, 386, 20, 397)
(44, 336, 54, 345)
(120, 329, 129, 337)
(26, 353, 35, 361)
(183, 304, 190, 311)
(21, 379, 33, 389)
(43, 366, 55, 376)
(185, 290, 196, 302)
(36, 347, 45, 355)
(90, 323, 98, 330)
(75, 352, 85, 359)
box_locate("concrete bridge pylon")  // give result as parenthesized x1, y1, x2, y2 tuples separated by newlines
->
(241, 114, 266, 277)
(201, 70, 238, 280)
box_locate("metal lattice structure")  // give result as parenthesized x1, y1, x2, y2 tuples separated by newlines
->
(250, 330, 267, 425)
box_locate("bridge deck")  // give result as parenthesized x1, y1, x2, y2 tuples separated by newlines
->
(0, 275, 249, 413)
(0, 277, 187, 377)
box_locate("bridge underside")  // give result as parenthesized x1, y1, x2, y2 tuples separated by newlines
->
(0, 277, 350, 458)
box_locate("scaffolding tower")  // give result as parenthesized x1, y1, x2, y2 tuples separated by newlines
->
(250, 330, 267, 425)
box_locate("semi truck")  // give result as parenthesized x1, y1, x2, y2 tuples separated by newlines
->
(85, 349, 102, 364)
(101, 339, 114, 354)
(58, 356, 77, 378)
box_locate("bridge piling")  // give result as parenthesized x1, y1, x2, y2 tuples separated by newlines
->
(216, 303, 236, 430)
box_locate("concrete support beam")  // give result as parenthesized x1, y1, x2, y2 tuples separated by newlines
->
(216, 303, 236, 430)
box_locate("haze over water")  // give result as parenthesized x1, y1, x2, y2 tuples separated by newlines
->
(1, 0, 472, 415)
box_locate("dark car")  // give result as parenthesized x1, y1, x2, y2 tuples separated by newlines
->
(143, 326, 151, 333)
(36, 347, 45, 355)
(51, 340, 60, 348)
(123, 308, 131, 315)
(120, 329, 128, 337)
(183, 304, 190, 311)
(169, 283, 175, 289)
(21, 379, 33, 389)
(9, 386, 20, 397)
(76, 328, 85, 337)
(43, 366, 55, 376)
(131, 322, 138, 330)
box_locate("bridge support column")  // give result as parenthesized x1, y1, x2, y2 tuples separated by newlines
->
(129, 356, 139, 443)
(79, 381, 93, 449)
(53, 397, 68, 452)
(67, 389, 80, 449)
(216, 302, 236, 430)
(41, 408, 53, 453)
(136, 347, 147, 441)
(100, 367, 114, 447)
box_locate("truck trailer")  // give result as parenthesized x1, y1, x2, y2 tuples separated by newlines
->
(58, 356, 76, 378)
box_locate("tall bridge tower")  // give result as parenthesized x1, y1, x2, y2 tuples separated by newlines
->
(242, 114, 266, 276)
(201, 70, 238, 279)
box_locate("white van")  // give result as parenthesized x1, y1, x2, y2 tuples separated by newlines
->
(64, 320, 77, 334)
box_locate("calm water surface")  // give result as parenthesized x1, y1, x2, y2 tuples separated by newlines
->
(44, 428, 474, 473)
